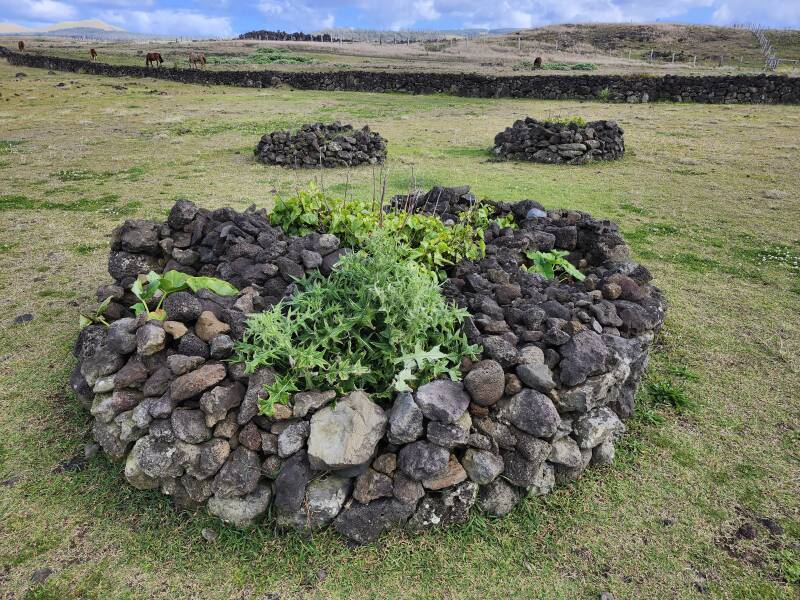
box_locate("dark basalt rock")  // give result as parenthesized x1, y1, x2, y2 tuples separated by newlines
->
(255, 122, 387, 169)
(493, 118, 624, 164)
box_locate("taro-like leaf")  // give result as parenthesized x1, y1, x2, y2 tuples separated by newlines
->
(79, 314, 93, 329)
(149, 308, 167, 321)
(186, 275, 238, 297)
(159, 270, 189, 294)
(131, 302, 148, 317)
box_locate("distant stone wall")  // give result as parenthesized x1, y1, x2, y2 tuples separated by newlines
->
(3, 47, 800, 104)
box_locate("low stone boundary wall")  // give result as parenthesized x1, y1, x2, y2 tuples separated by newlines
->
(3, 47, 799, 104)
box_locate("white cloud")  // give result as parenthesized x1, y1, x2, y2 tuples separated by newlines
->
(100, 9, 233, 37)
(0, 0, 77, 21)
(257, 0, 335, 30)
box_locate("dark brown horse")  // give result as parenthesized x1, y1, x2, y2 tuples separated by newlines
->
(533, 56, 542, 69)
(145, 52, 163, 67)
(90, 48, 98, 61)
(18, 41, 24, 52)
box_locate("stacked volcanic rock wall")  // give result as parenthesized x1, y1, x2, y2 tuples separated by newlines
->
(3, 47, 800, 104)
(493, 118, 624, 164)
(73, 193, 665, 543)
(254, 122, 387, 168)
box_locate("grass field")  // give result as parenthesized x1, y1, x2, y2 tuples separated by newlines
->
(0, 61, 799, 599)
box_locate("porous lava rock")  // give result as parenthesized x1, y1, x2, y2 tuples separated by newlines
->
(493, 118, 624, 164)
(74, 189, 664, 544)
(255, 121, 387, 168)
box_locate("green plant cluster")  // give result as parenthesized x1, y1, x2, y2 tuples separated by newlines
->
(235, 235, 479, 415)
(208, 47, 312, 66)
(512, 61, 598, 71)
(544, 115, 587, 127)
(524, 249, 586, 281)
(130, 270, 238, 321)
(270, 186, 488, 278)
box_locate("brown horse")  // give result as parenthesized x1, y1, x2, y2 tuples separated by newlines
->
(533, 56, 542, 69)
(145, 52, 163, 67)
(18, 41, 24, 52)
(90, 48, 98, 61)
(188, 51, 206, 69)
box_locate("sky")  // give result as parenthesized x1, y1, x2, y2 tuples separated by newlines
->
(1, 0, 798, 36)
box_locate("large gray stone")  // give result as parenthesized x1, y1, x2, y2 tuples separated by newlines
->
(292, 390, 336, 418)
(387, 392, 424, 444)
(277, 420, 310, 458)
(130, 435, 182, 479)
(478, 478, 521, 516)
(307, 391, 386, 471)
(414, 379, 469, 424)
(463, 360, 505, 407)
(211, 447, 261, 498)
(171, 408, 211, 444)
(548, 436, 583, 467)
(397, 441, 450, 481)
(208, 484, 272, 527)
(461, 449, 504, 485)
(273, 450, 313, 518)
(170, 363, 226, 401)
(90, 390, 142, 424)
(199, 383, 244, 427)
(407, 481, 478, 530)
(278, 474, 352, 531)
(573, 407, 626, 449)
(333, 497, 414, 544)
(495, 389, 560, 438)
(559, 330, 611, 387)
(136, 323, 165, 356)
(516, 363, 556, 393)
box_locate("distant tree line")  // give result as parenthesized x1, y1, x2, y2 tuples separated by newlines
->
(237, 28, 471, 44)
(238, 30, 341, 42)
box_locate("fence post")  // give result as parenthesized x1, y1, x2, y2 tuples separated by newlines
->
(671, 52, 675, 63)
(693, 55, 697, 67)
(649, 49, 654, 61)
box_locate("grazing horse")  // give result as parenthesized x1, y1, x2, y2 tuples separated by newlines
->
(90, 48, 98, 61)
(145, 52, 163, 67)
(18, 41, 24, 52)
(188, 51, 206, 69)
(533, 56, 542, 69)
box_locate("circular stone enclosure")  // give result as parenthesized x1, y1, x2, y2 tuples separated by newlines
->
(254, 121, 387, 168)
(74, 189, 664, 544)
(493, 118, 625, 164)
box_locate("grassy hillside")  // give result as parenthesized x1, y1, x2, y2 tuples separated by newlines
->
(0, 62, 798, 598)
(506, 23, 800, 67)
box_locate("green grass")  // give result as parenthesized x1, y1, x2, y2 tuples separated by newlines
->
(0, 61, 799, 599)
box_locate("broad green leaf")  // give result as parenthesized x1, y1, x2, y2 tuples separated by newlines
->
(130, 278, 144, 298)
(131, 302, 148, 317)
(150, 308, 167, 321)
(160, 270, 190, 293)
(186, 276, 238, 296)
(143, 271, 161, 300)
(79, 314, 93, 329)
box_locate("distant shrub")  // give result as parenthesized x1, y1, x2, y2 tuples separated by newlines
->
(208, 47, 312, 66)
(571, 62, 598, 71)
(597, 87, 611, 101)
(544, 115, 587, 127)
